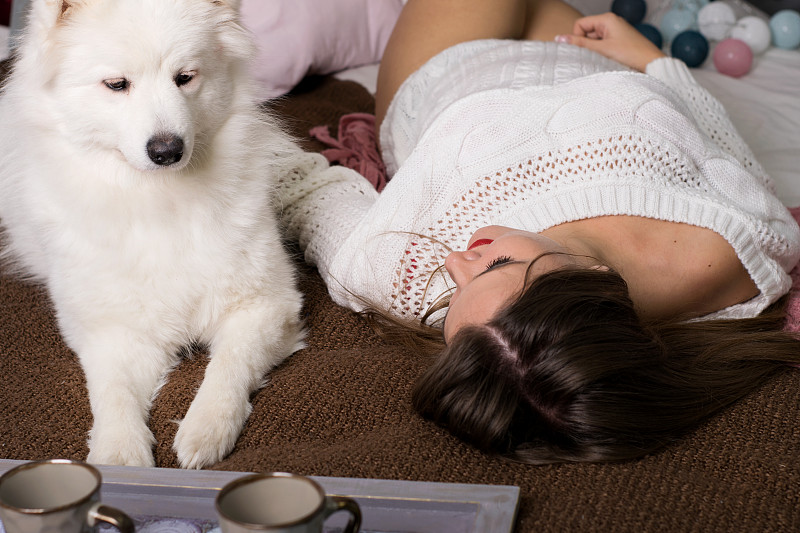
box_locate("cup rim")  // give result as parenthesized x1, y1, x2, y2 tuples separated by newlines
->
(215, 472, 327, 529)
(0, 459, 101, 515)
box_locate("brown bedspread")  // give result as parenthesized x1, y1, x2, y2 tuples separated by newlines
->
(1, 63, 799, 532)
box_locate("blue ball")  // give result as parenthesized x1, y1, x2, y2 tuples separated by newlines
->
(660, 8, 697, 42)
(770, 9, 800, 49)
(671, 30, 709, 67)
(636, 23, 664, 49)
(612, 0, 647, 25)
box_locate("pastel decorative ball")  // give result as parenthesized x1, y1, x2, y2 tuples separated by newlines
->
(661, 8, 697, 42)
(697, 2, 737, 41)
(770, 9, 800, 49)
(677, 0, 711, 13)
(636, 22, 664, 48)
(612, 0, 647, 25)
(730, 16, 772, 55)
(671, 30, 710, 67)
(713, 38, 754, 77)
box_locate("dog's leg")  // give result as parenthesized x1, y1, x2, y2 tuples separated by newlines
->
(173, 296, 304, 469)
(78, 331, 178, 468)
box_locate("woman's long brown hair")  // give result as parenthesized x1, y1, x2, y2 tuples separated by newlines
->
(370, 267, 799, 464)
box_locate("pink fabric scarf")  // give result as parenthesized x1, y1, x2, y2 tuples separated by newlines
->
(310, 113, 389, 192)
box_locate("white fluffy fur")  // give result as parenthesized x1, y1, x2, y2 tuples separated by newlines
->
(0, 0, 312, 468)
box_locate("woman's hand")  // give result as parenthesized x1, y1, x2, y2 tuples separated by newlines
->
(555, 13, 666, 72)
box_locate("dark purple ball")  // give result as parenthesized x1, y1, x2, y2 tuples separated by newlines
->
(635, 23, 663, 48)
(671, 30, 709, 68)
(612, 0, 647, 25)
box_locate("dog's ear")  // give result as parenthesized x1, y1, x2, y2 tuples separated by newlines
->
(55, 0, 82, 20)
(15, 0, 91, 81)
(209, 0, 254, 62)
(40, 0, 88, 21)
(211, 0, 242, 13)
(27, 0, 89, 33)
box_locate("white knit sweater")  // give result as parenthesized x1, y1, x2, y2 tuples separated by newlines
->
(278, 41, 800, 323)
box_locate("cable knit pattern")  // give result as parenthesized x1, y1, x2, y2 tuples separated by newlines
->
(277, 41, 800, 323)
(644, 58, 773, 193)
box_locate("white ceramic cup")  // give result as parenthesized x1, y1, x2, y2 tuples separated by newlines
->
(0, 459, 134, 533)
(216, 472, 361, 533)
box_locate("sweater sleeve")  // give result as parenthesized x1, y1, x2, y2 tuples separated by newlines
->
(645, 57, 776, 193)
(274, 151, 379, 271)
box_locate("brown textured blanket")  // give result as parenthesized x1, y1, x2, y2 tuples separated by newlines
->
(1, 61, 798, 532)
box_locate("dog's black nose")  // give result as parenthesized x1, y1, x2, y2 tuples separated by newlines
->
(147, 135, 184, 166)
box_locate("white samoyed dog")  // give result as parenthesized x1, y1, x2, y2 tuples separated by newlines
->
(0, 0, 329, 468)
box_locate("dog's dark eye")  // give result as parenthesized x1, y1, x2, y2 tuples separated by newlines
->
(104, 78, 130, 92)
(175, 71, 196, 87)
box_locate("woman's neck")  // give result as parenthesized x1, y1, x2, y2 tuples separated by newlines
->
(543, 216, 760, 320)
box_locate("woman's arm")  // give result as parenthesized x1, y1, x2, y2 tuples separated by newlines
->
(644, 57, 774, 191)
(561, 13, 772, 190)
(276, 152, 379, 269)
(556, 13, 666, 72)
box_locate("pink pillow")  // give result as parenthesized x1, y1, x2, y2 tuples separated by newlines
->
(240, 0, 404, 99)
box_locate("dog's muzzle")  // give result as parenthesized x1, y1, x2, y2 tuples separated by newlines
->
(147, 134, 185, 166)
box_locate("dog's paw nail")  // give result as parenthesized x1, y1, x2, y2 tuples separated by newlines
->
(88, 446, 155, 468)
(174, 409, 246, 468)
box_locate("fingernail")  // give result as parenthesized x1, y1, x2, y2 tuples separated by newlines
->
(554, 34, 570, 43)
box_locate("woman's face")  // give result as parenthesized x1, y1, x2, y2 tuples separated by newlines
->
(442, 226, 584, 342)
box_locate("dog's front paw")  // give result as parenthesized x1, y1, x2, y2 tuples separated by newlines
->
(88, 426, 156, 467)
(174, 394, 252, 469)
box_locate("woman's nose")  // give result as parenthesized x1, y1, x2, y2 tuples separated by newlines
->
(444, 250, 482, 287)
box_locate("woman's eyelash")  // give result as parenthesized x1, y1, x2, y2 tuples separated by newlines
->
(485, 255, 513, 271)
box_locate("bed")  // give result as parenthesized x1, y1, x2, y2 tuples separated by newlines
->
(1, 0, 799, 531)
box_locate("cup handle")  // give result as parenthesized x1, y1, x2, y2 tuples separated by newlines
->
(325, 496, 362, 533)
(88, 503, 136, 533)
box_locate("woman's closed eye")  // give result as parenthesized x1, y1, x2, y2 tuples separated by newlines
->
(485, 255, 513, 271)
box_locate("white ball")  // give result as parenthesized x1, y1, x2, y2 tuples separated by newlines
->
(697, 2, 737, 41)
(730, 15, 772, 55)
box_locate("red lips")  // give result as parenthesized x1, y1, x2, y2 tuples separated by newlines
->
(467, 238, 494, 250)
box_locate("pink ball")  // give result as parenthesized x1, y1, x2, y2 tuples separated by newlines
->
(713, 38, 753, 78)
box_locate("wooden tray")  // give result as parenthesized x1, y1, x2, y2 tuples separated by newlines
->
(0, 459, 519, 532)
